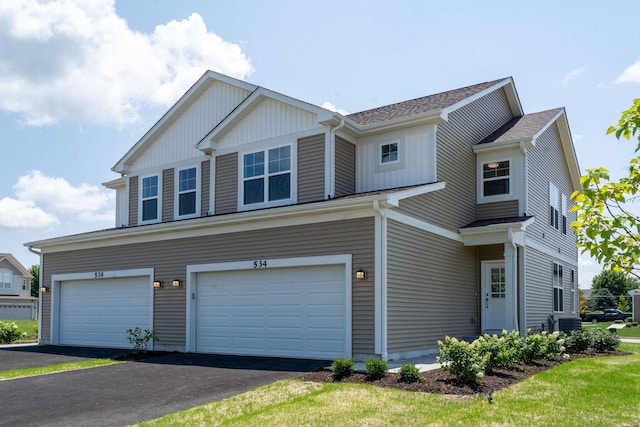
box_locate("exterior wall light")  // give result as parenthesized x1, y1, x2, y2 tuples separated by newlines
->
(486, 162, 500, 169)
(40, 286, 48, 293)
(153, 280, 162, 288)
(172, 279, 182, 288)
(355, 269, 367, 280)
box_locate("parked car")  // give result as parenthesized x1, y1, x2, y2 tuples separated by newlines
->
(582, 309, 632, 322)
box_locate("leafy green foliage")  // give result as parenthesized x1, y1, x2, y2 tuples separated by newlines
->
(474, 330, 523, 373)
(571, 99, 640, 279)
(0, 321, 26, 344)
(437, 336, 487, 382)
(563, 330, 591, 353)
(29, 264, 39, 298)
(522, 331, 564, 362)
(126, 327, 158, 352)
(331, 357, 355, 379)
(364, 358, 388, 380)
(588, 328, 620, 352)
(588, 288, 617, 311)
(398, 363, 421, 383)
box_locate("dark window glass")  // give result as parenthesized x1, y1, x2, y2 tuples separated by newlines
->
(269, 173, 290, 201)
(142, 199, 157, 222)
(244, 178, 264, 204)
(179, 192, 196, 216)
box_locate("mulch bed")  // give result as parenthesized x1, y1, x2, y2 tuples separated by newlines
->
(300, 350, 630, 396)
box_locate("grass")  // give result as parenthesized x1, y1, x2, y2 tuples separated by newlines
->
(133, 343, 640, 427)
(8, 319, 39, 342)
(583, 321, 640, 338)
(0, 359, 122, 381)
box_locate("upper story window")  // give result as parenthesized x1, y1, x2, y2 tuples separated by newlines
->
(0, 269, 12, 289)
(177, 167, 197, 217)
(549, 183, 560, 230)
(482, 160, 510, 196)
(553, 262, 564, 312)
(380, 142, 398, 164)
(243, 145, 291, 206)
(561, 194, 568, 234)
(141, 175, 160, 223)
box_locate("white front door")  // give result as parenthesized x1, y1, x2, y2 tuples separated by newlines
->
(482, 261, 507, 332)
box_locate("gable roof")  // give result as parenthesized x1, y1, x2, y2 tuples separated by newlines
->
(479, 108, 563, 144)
(0, 253, 33, 279)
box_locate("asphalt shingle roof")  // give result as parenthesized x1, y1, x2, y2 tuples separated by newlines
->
(479, 108, 562, 144)
(347, 78, 507, 126)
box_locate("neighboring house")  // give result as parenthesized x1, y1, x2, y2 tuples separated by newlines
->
(0, 253, 36, 320)
(27, 71, 581, 361)
(630, 289, 640, 322)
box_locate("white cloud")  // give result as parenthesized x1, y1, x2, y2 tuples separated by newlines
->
(563, 68, 585, 83)
(0, 170, 114, 230)
(616, 59, 640, 84)
(321, 101, 350, 116)
(0, 1, 253, 127)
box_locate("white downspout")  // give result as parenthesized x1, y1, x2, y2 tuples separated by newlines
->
(327, 118, 345, 199)
(373, 200, 387, 360)
(507, 228, 519, 332)
(28, 246, 43, 344)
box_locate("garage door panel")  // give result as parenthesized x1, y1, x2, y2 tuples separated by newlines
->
(196, 264, 346, 359)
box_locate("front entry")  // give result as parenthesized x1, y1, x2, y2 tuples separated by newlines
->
(482, 261, 506, 332)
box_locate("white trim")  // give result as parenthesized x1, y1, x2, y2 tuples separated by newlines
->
(324, 128, 332, 199)
(185, 254, 352, 357)
(50, 268, 154, 346)
(174, 164, 201, 220)
(208, 155, 215, 215)
(442, 78, 520, 116)
(479, 158, 512, 200)
(139, 173, 162, 224)
(481, 259, 506, 332)
(386, 209, 462, 242)
(378, 141, 400, 166)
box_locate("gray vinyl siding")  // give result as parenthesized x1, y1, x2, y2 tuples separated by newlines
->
(477, 200, 519, 220)
(386, 220, 478, 353)
(40, 218, 375, 352)
(162, 169, 174, 222)
(526, 123, 578, 259)
(297, 134, 325, 203)
(128, 176, 138, 227)
(396, 88, 514, 230)
(201, 159, 210, 215)
(215, 153, 238, 215)
(335, 136, 356, 197)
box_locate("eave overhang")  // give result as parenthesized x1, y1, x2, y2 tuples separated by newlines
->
(459, 216, 534, 246)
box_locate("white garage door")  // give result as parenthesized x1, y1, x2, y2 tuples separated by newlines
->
(196, 265, 346, 359)
(59, 277, 151, 348)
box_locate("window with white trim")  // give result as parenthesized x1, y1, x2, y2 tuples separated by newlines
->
(177, 167, 197, 217)
(380, 142, 398, 164)
(141, 175, 159, 222)
(482, 161, 510, 196)
(553, 262, 564, 312)
(549, 183, 560, 230)
(561, 194, 568, 234)
(243, 145, 291, 206)
(0, 269, 12, 289)
(570, 269, 576, 313)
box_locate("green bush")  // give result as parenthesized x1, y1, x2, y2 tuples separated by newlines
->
(627, 322, 639, 328)
(522, 330, 564, 362)
(588, 328, 620, 352)
(126, 327, 158, 352)
(0, 321, 26, 344)
(614, 319, 624, 324)
(474, 330, 523, 373)
(563, 329, 590, 353)
(398, 363, 421, 383)
(331, 357, 355, 379)
(365, 358, 388, 380)
(437, 336, 487, 383)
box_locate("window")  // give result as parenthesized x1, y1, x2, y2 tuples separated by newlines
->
(553, 262, 564, 312)
(177, 167, 197, 217)
(380, 142, 398, 164)
(0, 269, 11, 289)
(570, 269, 576, 313)
(141, 175, 159, 222)
(490, 266, 506, 298)
(482, 161, 510, 196)
(561, 194, 568, 234)
(243, 145, 291, 206)
(549, 183, 559, 230)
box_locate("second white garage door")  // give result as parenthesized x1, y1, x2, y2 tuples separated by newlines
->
(195, 265, 347, 359)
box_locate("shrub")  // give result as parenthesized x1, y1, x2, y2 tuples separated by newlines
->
(614, 319, 624, 324)
(563, 329, 590, 353)
(474, 330, 523, 373)
(437, 336, 487, 383)
(126, 327, 158, 352)
(588, 328, 620, 352)
(331, 357, 355, 379)
(398, 363, 421, 383)
(0, 321, 26, 344)
(522, 330, 564, 362)
(365, 358, 388, 380)
(627, 322, 639, 328)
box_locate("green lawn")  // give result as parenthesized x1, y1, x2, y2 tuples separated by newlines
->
(133, 343, 640, 427)
(0, 359, 122, 381)
(582, 321, 640, 338)
(3, 319, 38, 343)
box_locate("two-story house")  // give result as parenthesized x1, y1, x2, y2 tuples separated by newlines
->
(27, 71, 580, 361)
(0, 253, 36, 320)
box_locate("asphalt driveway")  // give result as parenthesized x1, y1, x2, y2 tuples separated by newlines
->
(0, 345, 328, 427)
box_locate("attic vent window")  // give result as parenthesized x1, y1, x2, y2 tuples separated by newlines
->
(380, 142, 398, 164)
(482, 160, 510, 196)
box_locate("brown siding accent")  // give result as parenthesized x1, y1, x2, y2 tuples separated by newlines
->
(476, 200, 519, 220)
(215, 153, 238, 215)
(335, 136, 356, 197)
(201, 159, 210, 215)
(297, 134, 325, 203)
(128, 176, 138, 227)
(397, 88, 513, 230)
(40, 218, 375, 353)
(634, 294, 640, 322)
(386, 220, 478, 353)
(162, 169, 174, 222)
(478, 244, 503, 261)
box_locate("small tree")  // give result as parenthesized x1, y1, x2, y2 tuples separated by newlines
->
(591, 269, 637, 307)
(588, 288, 616, 311)
(578, 289, 589, 316)
(29, 264, 39, 297)
(618, 295, 631, 312)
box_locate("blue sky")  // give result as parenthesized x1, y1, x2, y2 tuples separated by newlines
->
(1, 0, 639, 288)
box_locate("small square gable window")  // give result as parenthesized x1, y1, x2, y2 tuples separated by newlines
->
(381, 142, 398, 164)
(482, 161, 510, 196)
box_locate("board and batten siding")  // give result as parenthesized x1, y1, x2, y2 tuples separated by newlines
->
(130, 81, 251, 171)
(162, 169, 174, 222)
(40, 218, 375, 353)
(201, 159, 210, 215)
(214, 153, 238, 215)
(476, 200, 519, 221)
(397, 88, 514, 231)
(386, 220, 478, 353)
(526, 123, 579, 259)
(297, 134, 325, 203)
(335, 136, 356, 197)
(128, 176, 138, 227)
